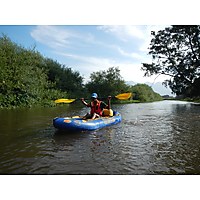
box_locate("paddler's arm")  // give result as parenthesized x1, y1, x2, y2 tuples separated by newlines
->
(81, 98, 90, 107)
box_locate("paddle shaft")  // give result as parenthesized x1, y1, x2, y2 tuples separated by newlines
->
(55, 93, 132, 103)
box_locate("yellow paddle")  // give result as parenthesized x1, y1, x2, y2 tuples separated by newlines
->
(54, 92, 132, 103)
(115, 92, 132, 100)
(54, 99, 76, 104)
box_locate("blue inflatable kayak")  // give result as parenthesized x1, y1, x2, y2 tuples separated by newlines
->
(53, 111, 121, 131)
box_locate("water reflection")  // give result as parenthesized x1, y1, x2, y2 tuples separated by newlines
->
(164, 103, 200, 174)
(0, 101, 200, 174)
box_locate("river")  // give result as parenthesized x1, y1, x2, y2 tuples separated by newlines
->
(0, 100, 200, 174)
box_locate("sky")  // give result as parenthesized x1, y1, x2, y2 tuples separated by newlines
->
(0, 25, 171, 84)
(0, 0, 199, 97)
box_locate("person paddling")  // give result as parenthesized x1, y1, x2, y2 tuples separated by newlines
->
(81, 93, 112, 119)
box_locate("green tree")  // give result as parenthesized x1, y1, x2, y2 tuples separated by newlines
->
(142, 25, 200, 97)
(0, 35, 50, 107)
(0, 35, 86, 108)
(43, 58, 85, 97)
(85, 67, 129, 97)
(131, 84, 162, 102)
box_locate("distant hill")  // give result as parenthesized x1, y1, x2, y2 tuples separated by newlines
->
(126, 81, 174, 96)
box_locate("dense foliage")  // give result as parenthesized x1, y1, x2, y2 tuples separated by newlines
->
(0, 35, 163, 108)
(130, 84, 162, 102)
(142, 25, 200, 98)
(43, 58, 84, 98)
(0, 35, 83, 108)
(85, 67, 130, 98)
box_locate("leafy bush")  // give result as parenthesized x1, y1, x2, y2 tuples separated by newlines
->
(131, 84, 163, 102)
(0, 35, 84, 108)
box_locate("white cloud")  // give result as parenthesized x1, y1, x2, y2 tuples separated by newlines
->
(30, 25, 74, 48)
(98, 25, 146, 41)
(117, 46, 145, 60)
(58, 51, 169, 83)
(31, 25, 99, 50)
(120, 64, 170, 83)
(31, 25, 170, 84)
(59, 52, 117, 71)
(98, 25, 168, 53)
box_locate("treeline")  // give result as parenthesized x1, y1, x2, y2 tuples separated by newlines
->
(0, 35, 85, 108)
(0, 35, 162, 108)
(85, 67, 162, 102)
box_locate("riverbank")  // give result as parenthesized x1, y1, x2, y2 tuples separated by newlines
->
(163, 96, 200, 103)
(2, 97, 200, 110)
(183, 98, 200, 103)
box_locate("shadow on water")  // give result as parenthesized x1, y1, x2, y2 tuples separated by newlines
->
(52, 127, 115, 148)
(52, 129, 89, 144)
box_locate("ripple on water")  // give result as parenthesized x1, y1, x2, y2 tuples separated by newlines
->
(1, 101, 200, 174)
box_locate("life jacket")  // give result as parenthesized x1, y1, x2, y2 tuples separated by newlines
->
(90, 100, 103, 116)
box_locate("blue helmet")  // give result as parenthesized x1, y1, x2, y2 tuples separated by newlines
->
(91, 93, 98, 98)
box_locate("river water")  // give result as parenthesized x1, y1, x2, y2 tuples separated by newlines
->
(0, 100, 200, 174)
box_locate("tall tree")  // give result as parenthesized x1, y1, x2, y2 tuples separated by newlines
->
(57, 67, 84, 97)
(85, 67, 129, 97)
(43, 58, 84, 97)
(142, 25, 200, 97)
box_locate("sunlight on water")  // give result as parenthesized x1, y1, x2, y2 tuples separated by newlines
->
(0, 101, 200, 174)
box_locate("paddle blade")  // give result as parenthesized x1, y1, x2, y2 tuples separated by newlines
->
(115, 92, 132, 100)
(54, 99, 76, 103)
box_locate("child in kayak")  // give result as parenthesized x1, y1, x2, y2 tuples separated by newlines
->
(81, 93, 112, 119)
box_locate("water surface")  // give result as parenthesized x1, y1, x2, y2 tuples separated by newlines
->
(0, 101, 200, 174)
